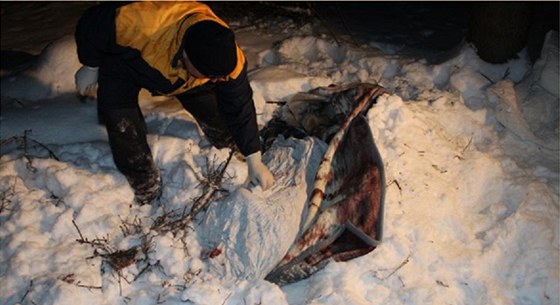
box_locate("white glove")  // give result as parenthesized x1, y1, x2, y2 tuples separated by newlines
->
(246, 151, 274, 190)
(75, 65, 99, 96)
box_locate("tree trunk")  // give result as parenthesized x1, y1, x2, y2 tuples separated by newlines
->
(467, 2, 532, 63)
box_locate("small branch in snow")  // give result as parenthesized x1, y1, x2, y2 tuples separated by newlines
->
(119, 215, 143, 237)
(384, 253, 411, 280)
(461, 135, 473, 155)
(22, 130, 36, 172)
(431, 164, 448, 174)
(266, 100, 287, 105)
(151, 149, 234, 235)
(74, 219, 136, 274)
(479, 72, 495, 84)
(59, 273, 103, 290)
(75, 283, 102, 290)
(133, 262, 152, 282)
(0, 130, 60, 172)
(398, 276, 406, 288)
(193, 151, 233, 207)
(132, 241, 159, 282)
(0, 177, 17, 215)
(104, 248, 139, 272)
(156, 293, 166, 304)
(88, 231, 154, 283)
(20, 280, 33, 303)
(403, 143, 425, 156)
(388, 179, 402, 195)
(72, 150, 236, 288)
(502, 67, 510, 80)
(72, 150, 234, 291)
(220, 292, 233, 305)
(72, 219, 86, 242)
(182, 268, 202, 286)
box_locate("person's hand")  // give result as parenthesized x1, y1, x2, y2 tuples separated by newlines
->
(246, 151, 274, 190)
(75, 65, 99, 96)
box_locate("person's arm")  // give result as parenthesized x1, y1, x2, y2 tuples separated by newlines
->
(215, 63, 274, 190)
(75, 3, 124, 67)
(74, 3, 128, 95)
(214, 63, 260, 156)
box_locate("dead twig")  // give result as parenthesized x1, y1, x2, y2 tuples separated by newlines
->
(20, 280, 33, 303)
(76, 283, 102, 290)
(388, 179, 402, 195)
(431, 164, 447, 174)
(22, 130, 35, 172)
(152, 149, 234, 234)
(59, 274, 103, 290)
(71, 150, 234, 291)
(479, 72, 495, 84)
(119, 215, 143, 237)
(103, 248, 139, 272)
(1, 130, 60, 172)
(194, 151, 234, 208)
(133, 262, 153, 282)
(266, 100, 287, 105)
(384, 253, 411, 280)
(72, 219, 86, 242)
(0, 178, 17, 215)
(462, 136, 473, 154)
(156, 293, 166, 304)
(220, 292, 233, 305)
(131, 234, 156, 282)
(502, 67, 510, 80)
(76, 218, 155, 281)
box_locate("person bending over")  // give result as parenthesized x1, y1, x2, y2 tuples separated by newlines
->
(74, 1, 274, 204)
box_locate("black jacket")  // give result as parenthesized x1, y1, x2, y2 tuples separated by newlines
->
(75, 2, 260, 156)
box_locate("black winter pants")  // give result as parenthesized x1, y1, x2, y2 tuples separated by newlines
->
(97, 56, 233, 203)
(97, 57, 161, 204)
(176, 88, 234, 150)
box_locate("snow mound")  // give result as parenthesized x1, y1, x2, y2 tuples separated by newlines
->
(1, 35, 80, 102)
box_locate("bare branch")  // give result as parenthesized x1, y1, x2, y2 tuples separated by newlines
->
(70, 149, 235, 289)
(462, 136, 473, 154)
(72, 219, 86, 242)
(20, 280, 33, 303)
(152, 149, 234, 234)
(0, 178, 17, 215)
(1, 130, 60, 172)
(384, 253, 411, 280)
(388, 179, 402, 195)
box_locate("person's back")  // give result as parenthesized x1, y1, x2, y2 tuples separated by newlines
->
(74, 1, 274, 205)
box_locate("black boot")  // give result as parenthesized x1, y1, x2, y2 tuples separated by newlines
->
(104, 107, 161, 205)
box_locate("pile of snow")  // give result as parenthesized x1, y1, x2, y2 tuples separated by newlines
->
(1, 14, 558, 305)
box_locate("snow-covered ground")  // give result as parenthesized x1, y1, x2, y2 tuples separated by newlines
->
(1, 3, 558, 305)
